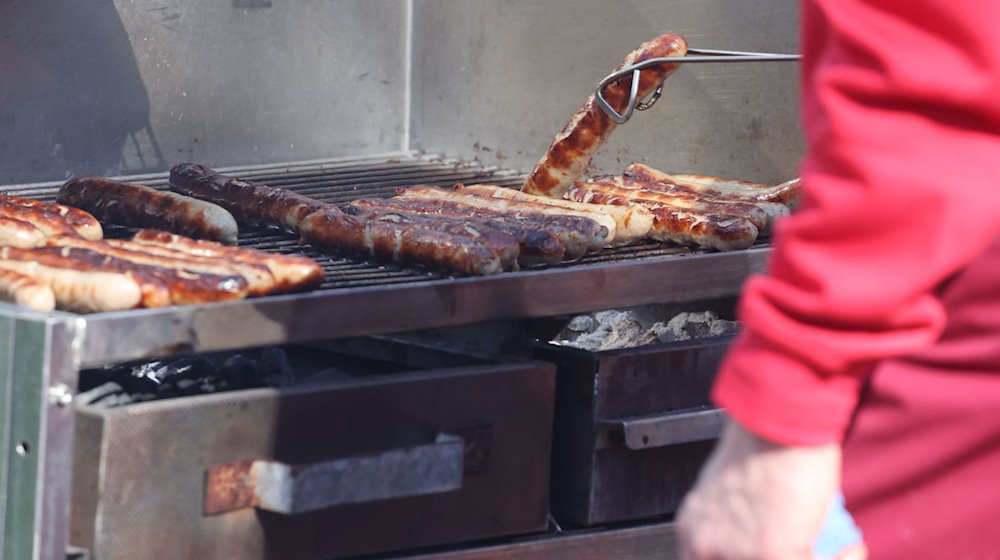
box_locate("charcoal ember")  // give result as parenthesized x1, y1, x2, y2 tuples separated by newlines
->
(551, 309, 740, 351)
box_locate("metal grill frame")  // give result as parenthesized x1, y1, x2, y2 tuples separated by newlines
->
(2, 152, 772, 367)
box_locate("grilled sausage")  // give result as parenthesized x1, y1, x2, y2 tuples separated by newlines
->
(40, 245, 248, 306)
(57, 178, 239, 243)
(130, 230, 324, 294)
(393, 185, 609, 255)
(0, 269, 56, 311)
(624, 164, 801, 206)
(299, 209, 503, 276)
(47, 236, 257, 297)
(455, 184, 654, 244)
(0, 201, 82, 239)
(352, 209, 521, 271)
(565, 183, 758, 251)
(520, 33, 688, 198)
(0, 217, 49, 248)
(169, 164, 329, 233)
(581, 176, 772, 232)
(0, 247, 143, 312)
(349, 199, 561, 267)
(0, 194, 103, 240)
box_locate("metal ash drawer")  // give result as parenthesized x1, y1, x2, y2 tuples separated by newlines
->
(70, 339, 555, 560)
(534, 334, 732, 527)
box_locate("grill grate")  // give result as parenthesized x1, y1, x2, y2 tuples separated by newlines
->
(3, 153, 755, 292)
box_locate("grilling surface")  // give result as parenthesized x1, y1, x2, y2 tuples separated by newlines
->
(6, 154, 705, 293)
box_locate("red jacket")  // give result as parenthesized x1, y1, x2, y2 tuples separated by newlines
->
(711, 0, 1000, 556)
(713, 0, 1000, 446)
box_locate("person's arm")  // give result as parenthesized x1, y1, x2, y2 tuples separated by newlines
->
(677, 0, 1000, 557)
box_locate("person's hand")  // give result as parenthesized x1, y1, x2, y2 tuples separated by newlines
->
(676, 420, 862, 560)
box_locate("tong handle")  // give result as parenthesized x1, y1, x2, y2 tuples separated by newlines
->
(595, 49, 801, 125)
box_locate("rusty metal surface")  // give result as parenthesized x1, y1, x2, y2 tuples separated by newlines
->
(535, 336, 732, 526)
(204, 460, 258, 515)
(205, 435, 465, 516)
(72, 348, 555, 560)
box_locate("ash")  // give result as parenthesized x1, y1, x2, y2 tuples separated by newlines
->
(551, 310, 740, 352)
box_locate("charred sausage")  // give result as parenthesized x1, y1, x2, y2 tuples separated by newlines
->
(0, 202, 82, 239)
(0, 247, 143, 312)
(455, 184, 654, 244)
(348, 199, 563, 267)
(57, 178, 239, 243)
(0, 194, 103, 240)
(169, 164, 329, 233)
(565, 183, 758, 251)
(130, 230, 324, 294)
(299, 209, 504, 276)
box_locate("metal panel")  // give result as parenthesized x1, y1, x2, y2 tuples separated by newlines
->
(410, 0, 802, 184)
(0, 0, 408, 184)
(0, 309, 84, 560)
(74, 360, 555, 560)
(79, 247, 769, 366)
(536, 337, 732, 526)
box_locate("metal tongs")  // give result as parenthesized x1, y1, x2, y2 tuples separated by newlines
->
(595, 48, 801, 124)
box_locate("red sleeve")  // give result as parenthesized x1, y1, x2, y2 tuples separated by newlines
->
(712, 0, 1000, 445)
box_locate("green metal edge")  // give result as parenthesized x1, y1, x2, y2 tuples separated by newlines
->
(3, 318, 47, 560)
(0, 315, 12, 555)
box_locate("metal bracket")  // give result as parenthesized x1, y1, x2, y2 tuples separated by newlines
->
(595, 48, 802, 124)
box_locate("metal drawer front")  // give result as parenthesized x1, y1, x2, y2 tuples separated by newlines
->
(71, 349, 555, 560)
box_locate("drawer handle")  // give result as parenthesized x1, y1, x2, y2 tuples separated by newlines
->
(204, 433, 465, 515)
(598, 408, 727, 450)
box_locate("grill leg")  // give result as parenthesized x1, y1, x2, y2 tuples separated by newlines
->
(1, 312, 83, 560)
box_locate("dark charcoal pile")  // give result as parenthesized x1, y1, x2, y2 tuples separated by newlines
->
(77, 347, 295, 408)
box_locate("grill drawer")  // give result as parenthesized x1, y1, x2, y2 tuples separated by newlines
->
(70, 340, 555, 560)
(534, 335, 732, 526)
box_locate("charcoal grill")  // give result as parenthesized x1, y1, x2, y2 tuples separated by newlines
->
(0, 153, 770, 560)
(3, 152, 771, 367)
(0, 1, 801, 558)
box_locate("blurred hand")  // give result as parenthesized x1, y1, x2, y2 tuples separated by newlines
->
(676, 420, 858, 560)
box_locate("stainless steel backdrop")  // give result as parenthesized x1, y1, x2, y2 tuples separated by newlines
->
(0, 0, 801, 185)
(0, 0, 408, 184)
(410, 0, 803, 184)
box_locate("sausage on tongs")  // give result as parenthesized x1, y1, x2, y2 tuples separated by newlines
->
(520, 33, 689, 198)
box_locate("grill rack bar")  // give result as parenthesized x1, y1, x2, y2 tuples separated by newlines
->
(0, 154, 772, 366)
